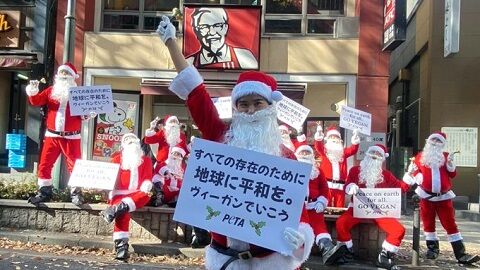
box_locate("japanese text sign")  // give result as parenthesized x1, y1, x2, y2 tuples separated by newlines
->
(68, 159, 120, 190)
(276, 96, 310, 130)
(340, 105, 372, 136)
(212, 96, 232, 119)
(69, 85, 114, 116)
(353, 188, 401, 218)
(173, 139, 311, 254)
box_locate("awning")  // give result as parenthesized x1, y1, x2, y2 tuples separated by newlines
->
(0, 52, 37, 69)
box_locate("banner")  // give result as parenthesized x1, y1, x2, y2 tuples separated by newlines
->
(276, 96, 310, 130)
(340, 105, 372, 136)
(353, 188, 401, 218)
(69, 85, 114, 116)
(68, 159, 120, 190)
(212, 96, 232, 119)
(174, 139, 311, 254)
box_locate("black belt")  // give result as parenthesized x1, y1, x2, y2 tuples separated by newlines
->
(47, 129, 81, 136)
(210, 240, 273, 270)
(327, 179, 345, 184)
(422, 188, 449, 200)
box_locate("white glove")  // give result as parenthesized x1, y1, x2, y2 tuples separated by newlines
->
(446, 153, 456, 172)
(295, 126, 303, 134)
(156, 16, 176, 43)
(26, 80, 39, 96)
(314, 200, 326, 213)
(447, 153, 455, 162)
(149, 117, 160, 129)
(407, 162, 417, 174)
(140, 181, 153, 194)
(346, 183, 360, 195)
(351, 129, 360, 145)
(402, 173, 416, 186)
(283, 227, 305, 251)
(314, 125, 324, 141)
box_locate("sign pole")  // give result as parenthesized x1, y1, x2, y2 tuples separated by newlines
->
(412, 194, 421, 266)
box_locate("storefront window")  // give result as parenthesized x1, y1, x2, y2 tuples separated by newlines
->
(307, 19, 335, 34)
(265, 19, 302, 34)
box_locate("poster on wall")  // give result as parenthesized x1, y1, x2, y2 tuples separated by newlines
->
(92, 100, 137, 162)
(441, 127, 477, 167)
(183, 5, 261, 70)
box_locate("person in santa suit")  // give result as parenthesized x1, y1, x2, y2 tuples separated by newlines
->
(156, 16, 314, 270)
(332, 144, 410, 270)
(144, 115, 189, 174)
(151, 146, 186, 207)
(279, 124, 307, 152)
(100, 133, 153, 261)
(314, 125, 360, 207)
(26, 62, 95, 206)
(403, 132, 479, 265)
(295, 144, 342, 265)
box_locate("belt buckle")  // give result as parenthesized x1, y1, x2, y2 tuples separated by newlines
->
(58, 131, 65, 136)
(435, 192, 441, 197)
(238, 251, 252, 260)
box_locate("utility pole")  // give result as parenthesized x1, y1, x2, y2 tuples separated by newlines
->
(63, 0, 76, 62)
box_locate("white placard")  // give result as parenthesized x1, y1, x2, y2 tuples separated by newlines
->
(356, 133, 387, 160)
(339, 105, 372, 136)
(69, 85, 114, 116)
(441, 127, 478, 167)
(68, 159, 120, 190)
(444, 0, 460, 57)
(173, 138, 311, 254)
(276, 96, 310, 129)
(212, 96, 232, 119)
(353, 188, 401, 219)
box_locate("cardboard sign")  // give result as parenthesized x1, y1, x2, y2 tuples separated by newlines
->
(276, 96, 310, 130)
(174, 138, 311, 254)
(68, 159, 120, 190)
(69, 85, 114, 116)
(212, 96, 232, 119)
(340, 105, 372, 136)
(356, 133, 387, 160)
(353, 188, 401, 218)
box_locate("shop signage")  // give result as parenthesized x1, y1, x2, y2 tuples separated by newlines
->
(441, 127, 477, 167)
(0, 10, 20, 48)
(444, 0, 461, 57)
(382, 0, 406, 51)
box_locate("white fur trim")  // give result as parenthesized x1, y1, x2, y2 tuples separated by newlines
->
(152, 174, 162, 184)
(145, 128, 156, 137)
(315, 233, 332, 245)
(424, 231, 439, 241)
(428, 133, 446, 144)
(415, 186, 456, 201)
(109, 189, 135, 199)
(55, 99, 67, 132)
(171, 146, 186, 157)
(121, 197, 136, 212)
(58, 64, 79, 78)
(140, 181, 153, 193)
(345, 183, 358, 195)
(113, 231, 129, 240)
(295, 145, 313, 155)
(326, 129, 341, 138)
(382, 241, 399, 253)
(327, 181, 344, 190)
(271, 91, 283, 102)
(446, 162, 456, 172)
(37, 178, 52, 187)
(296, 134, 306, 143)
(231, 80, 272, 106)
(169, 65, 203, 100)
(338, 240, 353, 249)
(331, 161, 340, 180)
(26, 84, 39, 96)
(431, 167, 441, 193)
(415, 173, 423, 185)
(368, 146, 387, 159)
(316, 196, 328, 207)
(314, 131, 324, 141)
(447, 232, 463, 242)
(158, 166, 169, 177)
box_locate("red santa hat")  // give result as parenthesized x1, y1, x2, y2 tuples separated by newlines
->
(367, 144, 389, 159)
(325, 126, 341, 139)
(164, 115, 179, 126)
(57, 62, 79, 79)
(295, 144, 314, 156)
(427, 132, 447, 144)
(278, 124, 290, 132)
(121, 133, 140, 147)
(231, 71, 283, 107)
(170, 146, 186, 157)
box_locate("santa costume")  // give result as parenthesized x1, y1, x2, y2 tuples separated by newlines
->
(279, 124, 307, 152)
(314, 126, 360, 207)
(26, 62, 90, 205)
(333, 144, 410, 269)
(100, 133, 153, 261)
(403, 132, 479, 264)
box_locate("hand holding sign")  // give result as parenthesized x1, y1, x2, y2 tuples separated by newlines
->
(340, 105, 372, 136)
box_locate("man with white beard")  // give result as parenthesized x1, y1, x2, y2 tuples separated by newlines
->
(156, 16, 314, 270)
(25, 62, 94, 205)
(332, 144, 409, 270)
(144, 115, 188, 174)
(101, 133, 153, 260)
(403, 132, 479, 264)
(279, 124, 306, 152)
(314, 125, 360, 207)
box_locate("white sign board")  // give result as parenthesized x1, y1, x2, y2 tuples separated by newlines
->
(212, 96, 232, 119)
(356, 133, 387, 160)
(340, 105, 372, 136)
(174, 139, 311, 254)
(68, 159, 120, 190)
(441, 127, 478, 167)
(276, 96, 310, 130)
(353, 188, 401, 218)
(69, 85, 114, 116)
(444, 0, 460, 57)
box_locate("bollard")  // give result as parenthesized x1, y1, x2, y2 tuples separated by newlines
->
(412, 194, 421, 266)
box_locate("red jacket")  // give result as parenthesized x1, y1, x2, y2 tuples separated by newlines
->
(345, 166, 410, 193)
(144, 130, 188, 163)
(413, 152, 456, 194)
(314, 139, 359, 185)
(110, 154, 153, 197)
(308, 170, 329, 202)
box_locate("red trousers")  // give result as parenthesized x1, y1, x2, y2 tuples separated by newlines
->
(328, 188, 345, 207)
(307, 210, 330, 242)
(38, 137, 81, 187)
(420, 199, 459, 239)
(336, 208, 405, 248)
(110, 191, 150, 240)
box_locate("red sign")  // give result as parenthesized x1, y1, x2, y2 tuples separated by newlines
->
(384, 0, 396, 30)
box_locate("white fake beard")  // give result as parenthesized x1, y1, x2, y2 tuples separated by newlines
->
(51, 75, 76, 103)
(281, 133, 295, 151)
(296, 154, 319, 179)
(165, 124, 181, 146)
(165, 155, 184, 176)
(225, 105, 283, 157)
(359, 156, 384, 188)
(325, 139, 344, 162)
(421, 142, 445, 168)
(121, 143, 143, 170)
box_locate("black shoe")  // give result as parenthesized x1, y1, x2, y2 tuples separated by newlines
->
(191, 227, 210, 249)
(101, 202, 129, 224)
(451, 240, 480, 265)
(71, 189, 85, 206)
(28, 186, 53, 205)
(376, 249, 401, 270)
(114, 238, 129, 261)
(426, 240, 439, 259)
(318, 239, 344, 265)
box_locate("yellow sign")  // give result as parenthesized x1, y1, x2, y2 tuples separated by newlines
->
(0, 14, 13, 32)
(0, 11, 20, 48)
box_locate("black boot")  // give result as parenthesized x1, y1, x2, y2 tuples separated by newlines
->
(101, 202, 129, 224)
(426, 240, 440, 259)
(451, 240, 480, 265)
(318, 238, 344, 265)
(376, 249, 401, 270)
(152, 182, 164, 207)
(70, 188, 85, 206)
(28, 186, 53, 205)
(114, 238, 129, 261)
(191, 227, 210, 249)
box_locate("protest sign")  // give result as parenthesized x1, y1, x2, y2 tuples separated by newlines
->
(339, 105, 372, 136)
(173, 138, 311, 254)
(276, 96, 310, 130)
(68, 159, 120, 190)
(353, 188, 401, 218)
(212, 96, 232, 119)
(69, 85, 114, 116)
